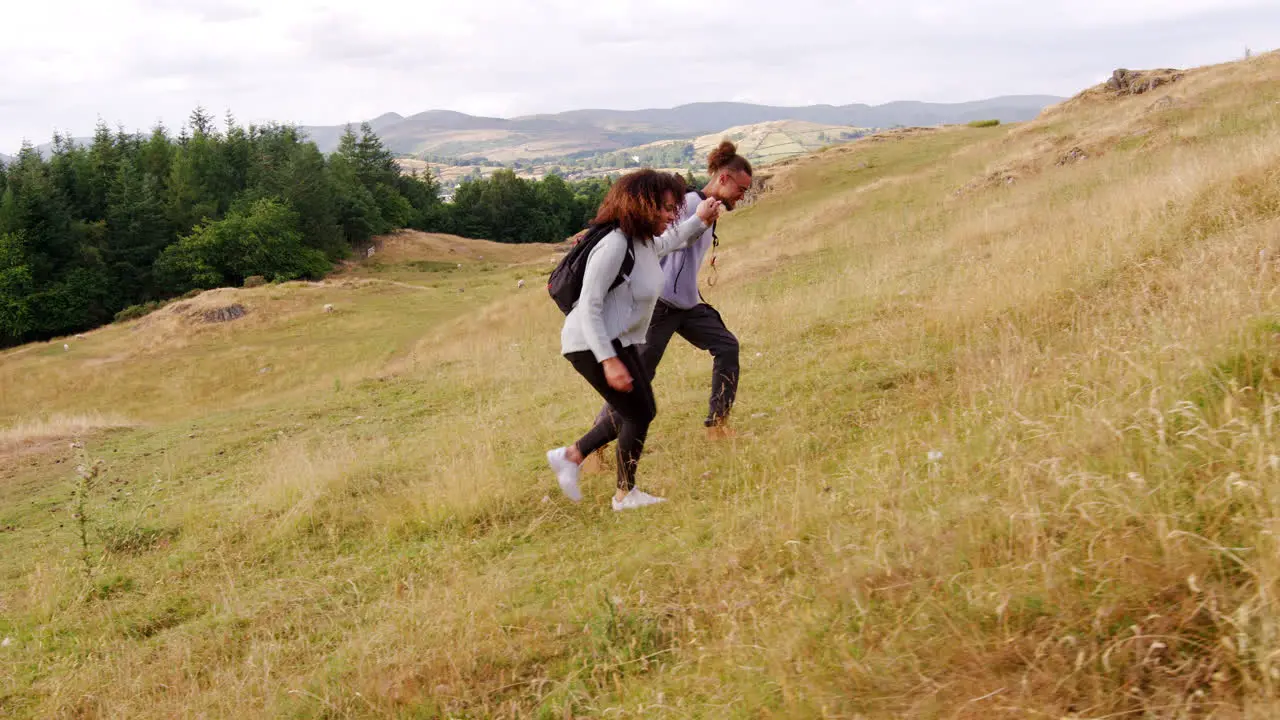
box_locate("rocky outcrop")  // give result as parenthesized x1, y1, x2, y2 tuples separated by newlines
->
(1106, 68, 1184, 96)
(201, 304, 247, 323)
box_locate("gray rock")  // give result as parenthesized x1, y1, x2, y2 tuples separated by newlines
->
(201, 304, 247, 323)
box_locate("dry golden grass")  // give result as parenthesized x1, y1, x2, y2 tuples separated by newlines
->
(0, 412, 134, 453)
(4, 51, 1280, 718)
(360, 229, 560, 266)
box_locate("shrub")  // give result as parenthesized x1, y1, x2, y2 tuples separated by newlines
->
(154, 199, 332, 292)
(113, 301, 163, 323)
(968, 119, 1001, 128)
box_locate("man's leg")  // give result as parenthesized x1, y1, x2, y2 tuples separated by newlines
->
(638, 302, 683, 381)
(675, 304, 740, 428)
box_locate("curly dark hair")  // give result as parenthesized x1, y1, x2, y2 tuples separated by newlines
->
(708, 140, 753, 176)
(590, 169, 688, 242)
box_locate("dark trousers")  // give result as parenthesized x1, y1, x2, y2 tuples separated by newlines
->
(587, 302, 739, 457)
(568, 341, 657, 492)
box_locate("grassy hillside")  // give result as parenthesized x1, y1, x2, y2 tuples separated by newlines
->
(691, 120, 867, 163)
(3, 51, 1280, 718)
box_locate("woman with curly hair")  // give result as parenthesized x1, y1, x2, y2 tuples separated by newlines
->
(547, 169, 723, 510)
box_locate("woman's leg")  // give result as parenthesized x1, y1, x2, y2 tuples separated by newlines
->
(565, 343, 657, 493)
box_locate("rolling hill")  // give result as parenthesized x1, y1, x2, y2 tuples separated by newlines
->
(7, 53, 1280, 717)
(690, 120, 868, 163)
(392, 119, 873, 189)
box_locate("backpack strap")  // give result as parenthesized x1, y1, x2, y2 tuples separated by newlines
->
(577, 221, 632, 293)
(610, 235, 635, 291)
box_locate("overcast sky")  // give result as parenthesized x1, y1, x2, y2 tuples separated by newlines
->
(3, 0, 1278, 152)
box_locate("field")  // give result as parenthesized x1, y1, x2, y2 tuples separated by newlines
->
(3, 52, 1280, 717)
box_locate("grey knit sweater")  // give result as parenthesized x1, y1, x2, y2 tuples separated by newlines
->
(560, 214, 709, 362)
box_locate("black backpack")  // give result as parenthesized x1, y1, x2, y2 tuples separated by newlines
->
(547, 222, 634, 315)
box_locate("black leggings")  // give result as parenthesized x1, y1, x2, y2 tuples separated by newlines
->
(567, 341, 657, 492)
(594, 301, 739, 435)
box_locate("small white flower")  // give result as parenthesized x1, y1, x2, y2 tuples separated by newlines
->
(927, 450, 944, 462)
(1, 637, 12, 647)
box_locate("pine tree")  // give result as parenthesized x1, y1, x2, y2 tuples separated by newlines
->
(48, 133, 93, 221)
(252, 126, 345, 257)
(0, 147, 111, 339)
(188, 106, 216, 138)
(0, 230, 35, 343)
(138, 124, 173, 189)
(86, 121, 121, 220)
(167, 121, 220, 232)
(398, 168, 444, 232)
(329, 129, 385, 245)
(106, 163, 170, 302)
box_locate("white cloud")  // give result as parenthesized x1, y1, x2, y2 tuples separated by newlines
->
(2, 0, 1278, 150)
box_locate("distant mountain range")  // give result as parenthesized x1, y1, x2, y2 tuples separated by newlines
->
(519, 96, 1066, 134)
(9, 95, 1064, 164)
(0, 152, 11, 164)
(301, 96, 1064, 161)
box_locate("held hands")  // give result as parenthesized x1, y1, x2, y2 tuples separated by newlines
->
(695, 197, 724, 224)
(602, 357, 634, 392)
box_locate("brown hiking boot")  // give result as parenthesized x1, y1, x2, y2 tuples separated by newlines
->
(706, 423, 737, 440)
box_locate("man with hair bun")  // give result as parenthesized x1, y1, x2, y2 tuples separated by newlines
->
(590, 140, 752, 444)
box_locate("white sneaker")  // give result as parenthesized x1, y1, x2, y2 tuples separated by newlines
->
(611, 488, 667, 512)
(546, 447, 582, 502)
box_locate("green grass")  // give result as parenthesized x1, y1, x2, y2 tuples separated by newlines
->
(4, 52, 1280, 718)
